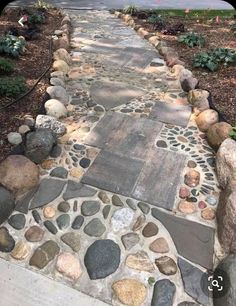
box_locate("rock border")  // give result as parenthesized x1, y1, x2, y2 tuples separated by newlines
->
(112, 9, 236, 256)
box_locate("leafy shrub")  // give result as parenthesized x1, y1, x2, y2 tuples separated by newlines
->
(0, 77, 26, 97)
(123, 5, 138, 16)
(28, 13, 45, 24)
(0, 35, 26, 57)
(178, 32, 205, 48)
(0, 58, 14, 74)
(193, 48, 236, 71)
(229, 126, 236, 141)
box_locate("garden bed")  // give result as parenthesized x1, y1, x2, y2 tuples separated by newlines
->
(0, 7, 62, 162)
(125, 9, 236, 125)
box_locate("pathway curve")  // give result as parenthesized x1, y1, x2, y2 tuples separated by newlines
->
(0, 9, 222, 306)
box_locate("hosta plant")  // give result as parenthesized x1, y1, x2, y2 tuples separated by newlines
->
(0, 77, 26, 97)
(0, 35, 26, 57)
(178, 32, 205, 48)
(0, 58, 14, 74)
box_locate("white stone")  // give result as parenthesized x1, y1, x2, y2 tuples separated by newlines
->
(50, 77, 65, 88)
(54, 30, 63, 36)
(44, 99, 67, 119)
(46, 86, 69, 104)
(7, 132, 22, 145)
(56, 252, 82, 280)
(18, 125, 30, 134)
(35, 115, 67, 137)
(150, 58, 165, 67)
(111, 208, 134, 232)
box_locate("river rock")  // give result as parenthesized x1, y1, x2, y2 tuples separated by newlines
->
(57, 201, 70, 213)
(52, 59, 69, 74)
(98, 191, 110, 203)
(44, 99, 68, 119)
(56, 214, 70, 230)
(71, 215, 84, 229)
(112, 195, 124, 206)
(25, 226, 44, 242)
(46, 86, 69, 104)
(112, 279, 147, 306)
(207, 122, 232, 150)
(155, 256, 177, 275)
(121, 232, 140, 250)
(0, 186, 15, 225)
(84, 218, 106, 237)
(29, 240, 60, 269)
(125, 251, 155, 272)
(142, 222, 159, 237)
(151, 279, 176, 306)
(216, 138, 236, 189)
(0, 227, 15, 252)
(195, 109, 219, 132)
(24, 128, 56, 164)
(149, 237, 169, 253)
(61, 232, 80, 252)
(111, 208, 134, 232)
(132, 214, 146, 231)
(84, 239, 120, 279)
(188, 89, 210, 114)
(8, 214, 26, 230)
(81, 200, 100, 216)
(0, 155, 39, 195)
(53, 48, 72, 65)
(56, 252, 82, 280)
(7, 132, 22, 145)
(35, 115, 67, 137)
(11, 241, 30, 260)
(178, 200, 196, 214)
(184, 169, 200, 187)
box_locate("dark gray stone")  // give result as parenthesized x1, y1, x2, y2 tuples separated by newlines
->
(0, 186, 15, 225)
(71, 215, 84, 230)
(214, 254, 236, 306)
(57, 201, 70, 213)
(79, 158, 91, 168)
(126, 199, 137, 210)
(121, 232, 140, 250)
(178, 257, 209, 306)
(81, 150, 144, 196)
(56, 214, 70, 230)
(50, 145, 62, 158)
(149, 101, 192, 127)
(152, 208, 214, 269)
(32, 210, 42, 224)
(84, 218, 106, 237)
(137, 202, 150, 214)
(50, 167, 68, 179)
(24, 128, 56, 164)
(44, 221, 58, 235)
(151, 279, 176, 306)
(178, 302, 198, 306)
(61, 232, 80, 252)
(102, 205, 111, 219)
(63, 180, 97, 200)
(15, 187, 38, 214)
(84, 239, 121, 280)
(81, 201, 100, 216)
(8, 214, 26, 230)
(112, 195, 123, 207)
(0, 227, 15, 252)
(132, 148, 186, 210)
(90, 81, 144, 110)
(30, 179, 66, 209)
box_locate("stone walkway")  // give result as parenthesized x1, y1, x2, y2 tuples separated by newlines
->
(0, 9, 222, 306)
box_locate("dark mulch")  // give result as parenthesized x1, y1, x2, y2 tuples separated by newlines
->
(132, 13, 236, 125)
(0, 7, 63, 162)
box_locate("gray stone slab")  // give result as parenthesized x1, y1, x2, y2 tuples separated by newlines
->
(152, 208, 215, 269)
(15, 187, 38, 214)
(178, 257, 209, 306)
(132, 148, 186, 210)
(90, 81, 144, 110)
(85, 112, 163, 160)
(81, 150, 144, 196)
(30, 179, 66, 209)
(63, 180, 97, 200)
(149, 101, 192, 127)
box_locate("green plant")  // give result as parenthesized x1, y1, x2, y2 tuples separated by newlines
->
(0, 58, 14, 74)
(193, 48, 236, 71)
(229, 126, 236, 140)
(123, 5, 138, 16)
(34, 0, 52, 10)
(0, 35, 26, 57)
(0, 77, 26, 97)
(28, 12, 45, 24)
(148, 14, 165, 26)
(178, 32, 205, 48)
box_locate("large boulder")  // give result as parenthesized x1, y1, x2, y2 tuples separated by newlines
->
(0, 155, 39, 195)
(181, 77, 198, 92)
(195, 109, 219, 132)
(52, 60, 69, 75)
(24, 128, 56, 164)
(44, 99, 67, 119)
(53, 35, 70, 51)
(188, 89, 210, 114)
(53, 48, 71, 65)
(207, 122, 233, 150)
(216, 138, 236, 189)
(171, 64, 185, 77)
(217, 181, 236, 252)
(46, 86, 69, 105)
(0, 187, 15, 225)
(214, 254, 236, 306)
(35, 115, 67, 137)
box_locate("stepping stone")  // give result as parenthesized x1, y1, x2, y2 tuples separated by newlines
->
(151, 279, 176, 306)
(84, 239, 120, 280)
(63, 180, 97, 200)
(149, 101, 192, 127)
(81, 150, 144, 196)
(178, 257, 209, 306)
(90, 81, 144, 110)
(152, 208, 214, 269)
(132, 148, 186, 210)
(30, 179, 66, 209)
(125, 48, 158, 69)
(15, 187, 38, 214)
